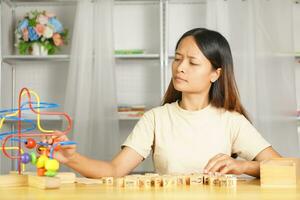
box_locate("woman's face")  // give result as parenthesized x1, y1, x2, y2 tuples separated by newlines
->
(172, 36, 220, 94)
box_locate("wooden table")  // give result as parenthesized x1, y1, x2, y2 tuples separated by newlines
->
(1, 178, 300, 200)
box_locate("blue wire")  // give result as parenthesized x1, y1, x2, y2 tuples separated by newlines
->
(0, 101, 59, 140)
(0, 117, 36, 138)
(0, 101, 59, 115)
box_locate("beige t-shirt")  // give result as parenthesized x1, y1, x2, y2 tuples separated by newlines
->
(122, 101, 270, 174)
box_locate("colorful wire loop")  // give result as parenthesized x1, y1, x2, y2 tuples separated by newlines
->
(0, 88, 74, 175)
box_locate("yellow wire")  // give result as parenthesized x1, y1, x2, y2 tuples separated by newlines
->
(0, 89, 54, 133)
(0, 147, 25, 171)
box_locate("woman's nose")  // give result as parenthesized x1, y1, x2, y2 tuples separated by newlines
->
(177, 60, 187, 73)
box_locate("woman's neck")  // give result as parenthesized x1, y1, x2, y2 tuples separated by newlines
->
(179, 93, 209, 111)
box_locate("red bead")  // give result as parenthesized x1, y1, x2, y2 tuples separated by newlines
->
(25, 138, 36, 149)
(54, 144, 61, 151)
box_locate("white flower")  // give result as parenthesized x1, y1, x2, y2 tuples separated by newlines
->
(28, 12, 35, 19)
(43, 26, 53, 38)
(15, 31, 22, 39)
(37, 15, 48, 25)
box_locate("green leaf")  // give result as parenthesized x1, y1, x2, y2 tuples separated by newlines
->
(28, 18, 36, 27)
(18, 41, 31, 55)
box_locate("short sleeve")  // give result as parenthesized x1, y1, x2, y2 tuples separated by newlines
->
(121, 110, 155, 159)
(230, 114, 271, 161)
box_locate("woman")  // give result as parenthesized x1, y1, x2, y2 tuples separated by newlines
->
(53, 28, 280, 178)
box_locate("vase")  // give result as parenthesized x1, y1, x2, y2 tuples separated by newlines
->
(30, 43, 48, 56)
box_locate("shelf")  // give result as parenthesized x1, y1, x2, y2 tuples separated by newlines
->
(118, 116, 141, 120)
(115, 54, 160, 59)
(2, 55, 70, 64)
(2, 54, 160, 64)
(3, 0, 77, 7)
(4, 113, 63, 123)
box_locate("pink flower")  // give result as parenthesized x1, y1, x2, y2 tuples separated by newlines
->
(22, 28, 29, 41)
(44, 11, 55, 18)
(35, 24, 44, 36)
(53, 33, 63, 46)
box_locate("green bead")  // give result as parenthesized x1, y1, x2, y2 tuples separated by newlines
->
(30, 152, 37, 165)
(45, 170, 57, 177)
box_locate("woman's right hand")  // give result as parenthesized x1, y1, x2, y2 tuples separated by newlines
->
(47, 131, 77, 164)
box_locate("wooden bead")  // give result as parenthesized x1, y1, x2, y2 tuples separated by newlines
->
(25, 138, 36, 149)
(45, 159, 59, 171)
(30, 152, 37, 165)
(36, 155, 48, 168)
(45, 170, 57, 177)
(21, 153, 31, 164)
(54, 144, 61, 151)
(37, 168, 46, 176)
(36, 145, 46, 155)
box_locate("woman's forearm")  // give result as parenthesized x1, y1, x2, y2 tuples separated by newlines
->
(65, 152, 116, 178)
(243, 160, 260, 178)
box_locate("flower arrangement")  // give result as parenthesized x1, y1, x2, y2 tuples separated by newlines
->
(15, 10, 68, 55)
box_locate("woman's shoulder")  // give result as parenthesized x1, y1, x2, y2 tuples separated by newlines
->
(212, 106, 249, 122)
(144, 102, 176, 116)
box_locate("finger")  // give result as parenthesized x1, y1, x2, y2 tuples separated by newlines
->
(220, 165, 232, 175)
(209, 159, 229, 173)
(53, 135, 69, 143)
(204, 154, 228, 173)
(203, 154, 224, 171)
(47, 137, 53, 145)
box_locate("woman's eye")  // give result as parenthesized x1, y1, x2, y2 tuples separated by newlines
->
(190, 62, 199, 66)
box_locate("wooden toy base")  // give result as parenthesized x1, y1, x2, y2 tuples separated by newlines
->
(0, 172, 76, 189)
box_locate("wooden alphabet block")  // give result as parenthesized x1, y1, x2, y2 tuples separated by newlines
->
(114, 177, 124, 187)
(162, 175, 176, 187)
(102, 177, 114, 186)
(153, 176, 162, 187)
(203, 174, 210, 185)
(124, 177, 138, 188)
(139, 177, 151, 188)
(260, 158, 300, 187)
(190, 174, 203, 186)
(176, 175, 187, 186)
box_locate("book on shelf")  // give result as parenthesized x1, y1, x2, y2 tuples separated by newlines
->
(118, 105, 146, 118)
(114, 49, 144, 55)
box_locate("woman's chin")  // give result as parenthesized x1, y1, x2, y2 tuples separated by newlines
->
(173, 84, 186, 92)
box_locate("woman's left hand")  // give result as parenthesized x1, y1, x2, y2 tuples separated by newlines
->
(203, 153, 246, 175)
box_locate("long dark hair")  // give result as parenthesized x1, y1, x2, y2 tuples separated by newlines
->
(163, 28, 250, 121)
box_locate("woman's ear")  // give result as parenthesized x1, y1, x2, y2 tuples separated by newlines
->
(210, 68, 222, 83)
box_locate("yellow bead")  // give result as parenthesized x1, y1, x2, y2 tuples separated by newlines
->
(45, 159, 59, 171)
(36, 155, 48, 168)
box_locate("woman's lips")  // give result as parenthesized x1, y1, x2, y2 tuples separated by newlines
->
(174, 76, 188, 82)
